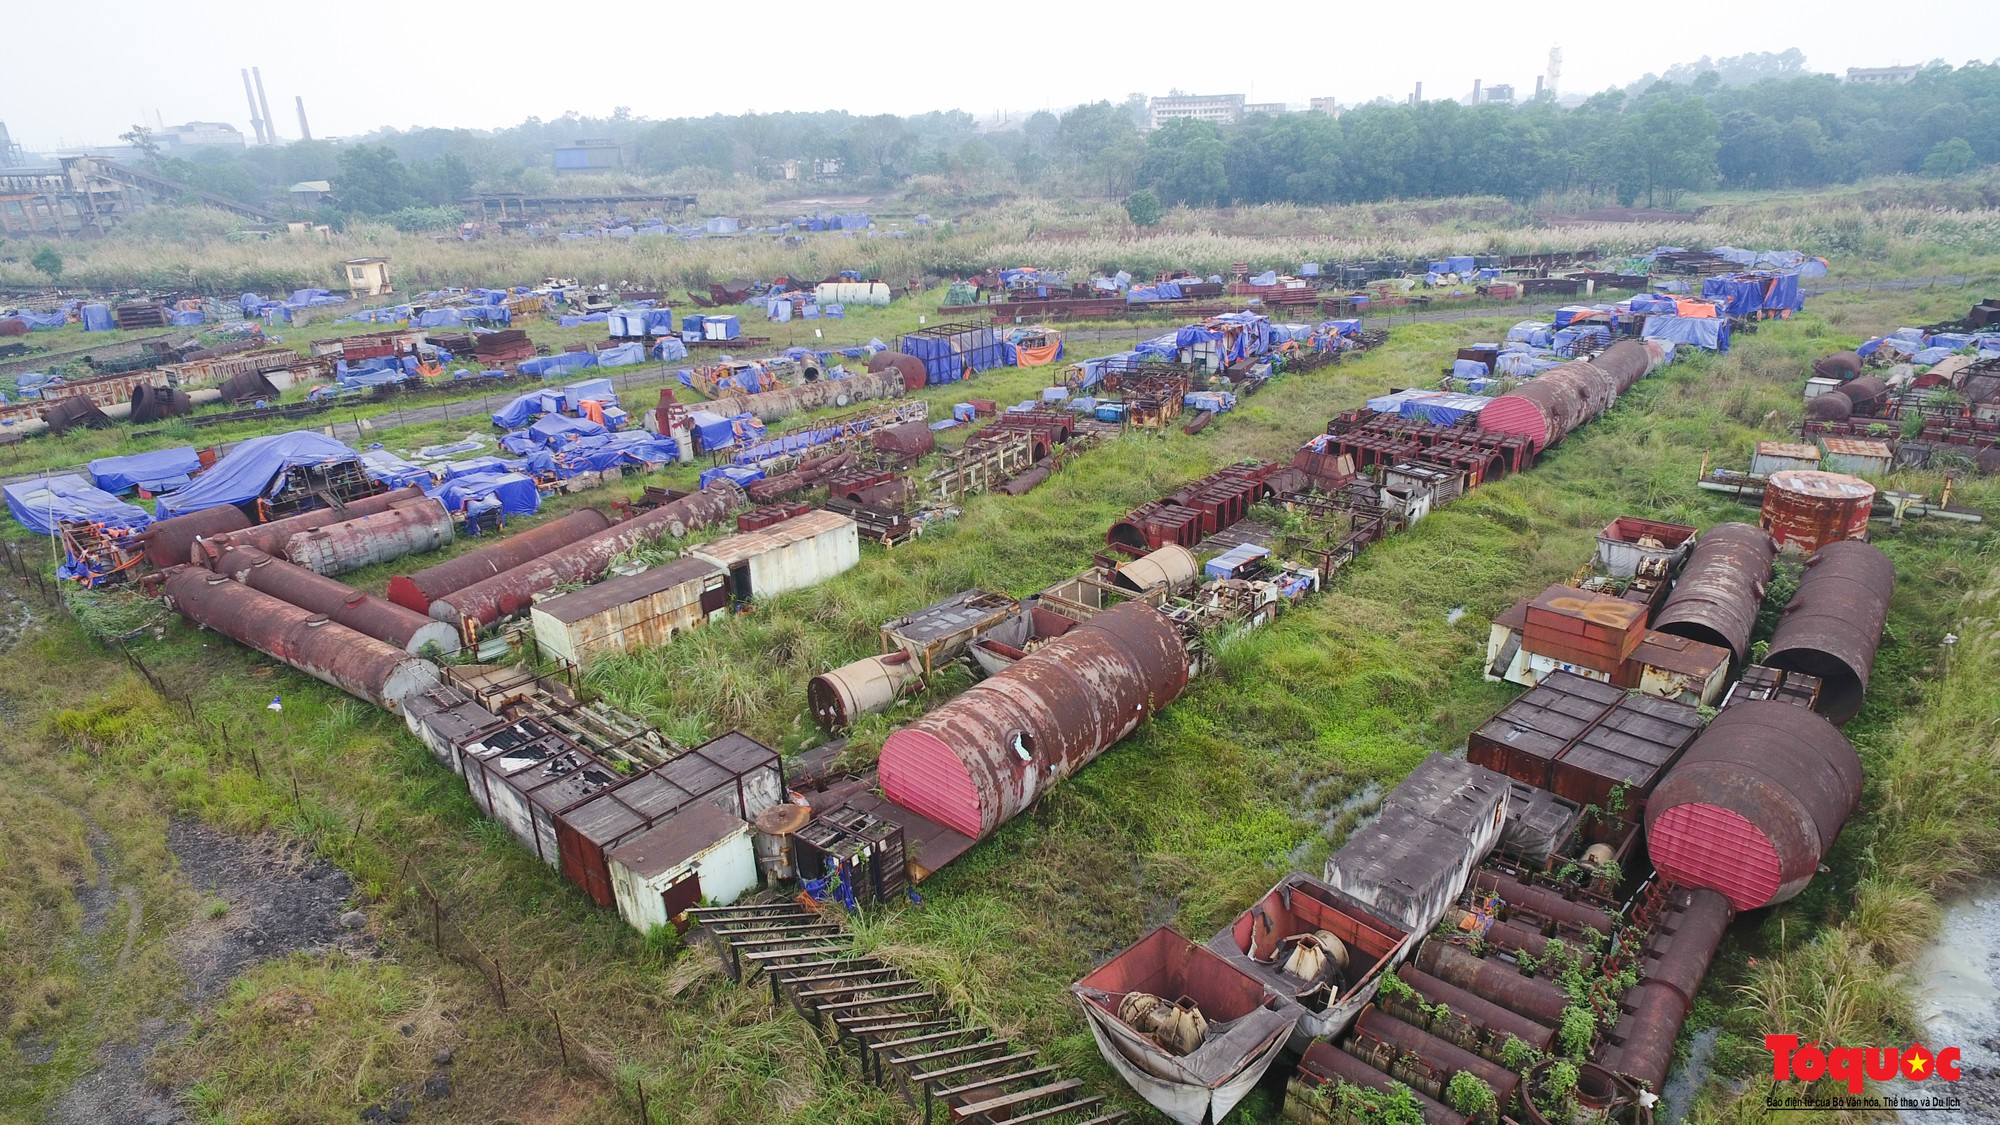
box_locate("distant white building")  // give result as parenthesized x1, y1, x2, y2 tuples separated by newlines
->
(1846, 65, 1921, 85)
(1150, 93, 1244, 129)
(158, 122, 246, 150)
(1309, 97, 1341, 116)
(1243, 102, 1288, 117)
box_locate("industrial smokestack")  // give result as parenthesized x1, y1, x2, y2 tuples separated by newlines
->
(1472, 79, 1482, 105)
(242, 69, 266, 145)
(1414, 81, 1423, 104)
(296, 97, 312, 142)
(254, 67, 277, 142)
(1536, 75, 1545, 97)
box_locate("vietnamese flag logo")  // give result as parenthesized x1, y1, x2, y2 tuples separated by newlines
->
(1904, 1044, 1934, 1080)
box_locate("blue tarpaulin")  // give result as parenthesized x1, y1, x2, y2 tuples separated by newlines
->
(7, 474, 153, 537)
(698, 464, 764, 490)
(901, 326, 1005, 383)
(519, 352, 598, 378)
(360, 449, 437, 490)
(81, 304, 114, 331)
(154, 432, 358, 520)
(527, 415, 607, 447)
(1402, 392, 1493, 426)
(557, 432, 679, 472)
(596, 342, 647, 367)
(1451, 359, 1490, 379)
(491, 390, 562, 428)
(427, 470, 540, 517)
(87, 447, 201, 494)
(563, 378, 618, 410)
(1641, 316, 1730, 352)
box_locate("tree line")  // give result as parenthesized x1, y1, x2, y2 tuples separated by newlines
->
(117, 57, 2000, 220)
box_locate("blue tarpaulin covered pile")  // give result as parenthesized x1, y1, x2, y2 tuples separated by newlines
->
(427, 470, 540, 518)
(699, 464, 764, 490)
(1642, 316, 1730, 352)
(360, 449, 438, 490)
(901, 326, 1006, 383)
(88, 447, 201, 494)
(491, 390, 563, 428)
(1402, 392, 1493, 426)
(154, 431, 358, 520)
(519, 352, 598, 378)
(526, 415, 608, 448)
(7, 474, 153, 537)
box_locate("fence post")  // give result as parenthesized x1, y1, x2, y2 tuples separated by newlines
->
(637, 1080, 648, 1123)
(554, 1009, 569, 1071)
(493, 957, 507, 1008)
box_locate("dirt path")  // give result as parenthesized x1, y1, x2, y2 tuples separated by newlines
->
(46, 820, 368, 1125)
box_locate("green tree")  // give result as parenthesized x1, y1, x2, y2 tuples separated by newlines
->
(1139, 118, 1230, 207)
(29, 245, 62, 281)
(118, 124, 162, 167)
(1123, 188, 1164, 227)
(335, 145, 412, 214)
(1922, 136, 1976, 177)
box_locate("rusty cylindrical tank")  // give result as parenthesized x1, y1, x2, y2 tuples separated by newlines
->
(1837, 376, 1892, 417)
(1414, 942, 1570, 1025)
(1355, 1006, 1521, 1109)
(1297, 1043, 1465, 1125)
(807, 652, 922, 732)
(878, 600, 1189, 840)
(1598, 979, 1689, 1096)
(282, 497, 454, 577)
(1470, 870, 1618, 937)
(994, 463, 1054, 496)
(129, 383, 194, 424)
(209, 544, 461, 656)
(42, 396, 112, 434)
(1758, 470, 1873, 554)
(1645, 701, 1863, 911)
(1763, 539, 1895, 723)
(387, 507, 613, 613)
(1397, 965, 1557, 1055)
(164, 566, 440, 711)
(433, 482, 741, 637)
(1112, 544, 1199, 594)
(1589, 339, 1667, 393)
(867, 351, 929, 392)
(873, 421, 936, 459)
(1804, 393, 1853, 423)
(700, 368, 903, 424)
(196, 485, 427, 562)
(1812, 351, 1863, 381)
(139, 504, 253, 570)
(1639, 887, 1733, 1005)
(1651, 523, 1776, 671)
(216, 370, 279, 404)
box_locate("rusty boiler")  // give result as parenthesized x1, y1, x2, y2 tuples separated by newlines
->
(164, 566, 440, 711)
(1763, 538, 1894, 723)
(386, 507, 614, 613)
(866, 351, 929, 391)
(878, 600, 1188, 839)
(282, 497, 454, 577)
(196, 485, 425, 563)
(1651, 522, 1776, 671)
(139, 504, 253, 570)
(209, 544, 461, 656)
(1759, 470, 1873, 554)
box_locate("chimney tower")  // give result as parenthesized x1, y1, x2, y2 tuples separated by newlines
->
(241, 69, 266, 144)
(254, 67, 278, 142)
(296, 97, 312, 142)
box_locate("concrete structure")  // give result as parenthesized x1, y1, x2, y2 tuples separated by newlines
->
(607, 801, 758, 932)
(1149, 94, 1245, 129)
(1242, 102, 1288, 117)
(690, 510, 859, 607)
(157, 122, 246, 150)
(554, 139, 624, 173)
(1846, 65, 1921, 85)
(1308, 98, 1341, 116)
(530, 558, 727, 667)
(290, 180, 332, 207)
(343, 257, 391, 298)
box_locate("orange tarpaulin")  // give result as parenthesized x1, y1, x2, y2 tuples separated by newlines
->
(1673, 298, 1719, 318)
(1014, 341, 1063, 367)
(578, 399, 607, 425)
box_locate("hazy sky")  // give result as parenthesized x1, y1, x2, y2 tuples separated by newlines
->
(5, 1, 1988, 149)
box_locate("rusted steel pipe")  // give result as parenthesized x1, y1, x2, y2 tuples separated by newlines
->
(282, 498, 454, 577)
(1414, 942, 1570, 1025)
(387, 507, 613, 613)
(1397, 965, 1557, 1055)
(1598, 979, 1689, 1095)
(1471, 871, 1619, 937)
(995, 463, 1054, 496)
(1295, 1042, 1468, 1125)
(1652, 523, 1775, 671)
(879, 600, 1188, 839)
(1638, 887, 1733, 1005)
(1356, 1006, 1521, 1110)
(195, 485, 426, 562)
(1763, 539, 1894, 724)
(807, 652, 921, 732)
(139, 504, 253, 570)
(163, 565, 439, 711)
(209, 544, 461, 656)
(1645, 701, 1862, 910)
(432, 482, 741, 637)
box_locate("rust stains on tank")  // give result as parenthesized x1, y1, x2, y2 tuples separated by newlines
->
(139, 504, 252, 570)
(282, 497, 454, 577)
(196, 485, 425, 562)
(1652, 523, 1775, 671)
(1763, 539, 1894, 724)
(1759, 470, 1873, 554)
(387, 508, 613, 613)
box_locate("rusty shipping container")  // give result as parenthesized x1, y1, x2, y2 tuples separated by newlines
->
(1763, 539, 1895, 723)
(1645, 700, 1863, 910)
(529, 557, 727, 666)
(878, 600, 1188, 839)
(1759, 470, 1873, 554)
(208, 544, 461, 656)
(282, 497, 454, 577)
(138, 504, 253, 570)
(387, 508, 614, 613)
(433, 482, 741, 638)
(1652, 523, 1775, 670)
(164, 566, 439, 711)
(196, 485, 424, 562)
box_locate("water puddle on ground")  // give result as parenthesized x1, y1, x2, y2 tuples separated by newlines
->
(1905, 888, 2000, 1124)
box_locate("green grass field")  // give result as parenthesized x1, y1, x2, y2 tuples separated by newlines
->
(2, 210, 1999, 1122)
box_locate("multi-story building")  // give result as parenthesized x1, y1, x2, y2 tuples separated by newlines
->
(158, 122, 246, 150)
(1845, 65, 1921, 85)
(1309, 97, 1342, 116)
(1243, 102, 1288, 117)
(1149, 93, 1245, 129)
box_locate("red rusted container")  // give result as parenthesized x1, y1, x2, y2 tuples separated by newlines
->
(139, 504, 253, 570)
(1652, 522, 1775, 670)
(387, 508, 613, 613)
(865, 350, 928, 392)
(1763, 539, 1894, 723)
(198, 485, 424, 562)
(282, 497, 454, 577)
(1759, 470, 1873, 554)
(1645, 700, 1862, 910)
(432, 483, 740, 637)
(164, 566, 439, 711)
(210, 544, 460, 655)
(878, 600, 1187, 839)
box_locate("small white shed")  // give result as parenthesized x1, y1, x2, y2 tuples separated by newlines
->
(690, 510, 859, 607)
(607, 801, 758, 933)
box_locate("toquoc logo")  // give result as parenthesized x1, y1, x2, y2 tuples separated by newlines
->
(1766, 1035, 1963, 1096)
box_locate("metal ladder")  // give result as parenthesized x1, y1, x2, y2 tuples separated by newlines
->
(689, 902, 1129, 1125)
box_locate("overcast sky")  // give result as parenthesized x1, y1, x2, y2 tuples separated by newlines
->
(4, 1, 1987, 149)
